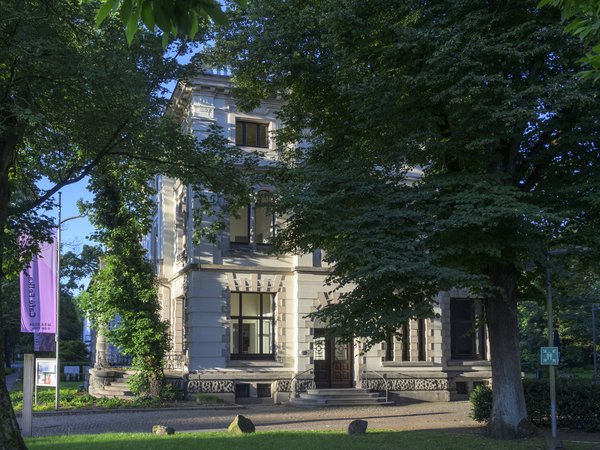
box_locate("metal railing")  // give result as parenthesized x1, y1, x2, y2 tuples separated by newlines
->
(361, 370, 389, 403)
(289, 369, 315, 400)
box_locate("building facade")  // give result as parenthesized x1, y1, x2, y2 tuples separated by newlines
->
(148, 69, 491, 404)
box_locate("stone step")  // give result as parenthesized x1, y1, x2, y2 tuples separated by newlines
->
(291, 397, 394, 407)
(290, 388, 393, 407)
(102, 384, 131, 393)
(305, 389, 375, 397)
(92, 389, 135, 400)
(300, 393, 380, 402)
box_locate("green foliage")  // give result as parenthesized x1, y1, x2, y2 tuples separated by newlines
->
(470, 379, 600, 431)
(195, 393, 224, 404)
(80, 166, 170, 399)
(538, 0, 600, 81)
(469, 384, 494, 423)
(213, 0, 600, 435)
(92, 0, 246, 44)
(60, 340, 89, 363)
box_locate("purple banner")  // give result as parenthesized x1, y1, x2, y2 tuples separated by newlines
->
(34, 333, 56, 352)
(20, 232, 57, 333)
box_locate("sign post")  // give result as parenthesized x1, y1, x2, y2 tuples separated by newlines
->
(22, 354, 34, 437)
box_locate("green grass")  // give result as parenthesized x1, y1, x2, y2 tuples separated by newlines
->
(24, 431, 599, 450)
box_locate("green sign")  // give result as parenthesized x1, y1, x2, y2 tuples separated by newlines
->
(540, 347, 559, 366)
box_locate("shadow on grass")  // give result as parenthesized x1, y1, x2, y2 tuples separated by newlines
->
(27, 429, 597, 450)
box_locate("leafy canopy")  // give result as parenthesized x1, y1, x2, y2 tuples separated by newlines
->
(92, 0, 247, 45)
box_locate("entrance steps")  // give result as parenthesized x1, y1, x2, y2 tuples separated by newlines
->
(91, 370, 135, 400)
(290, 388, 394, 407)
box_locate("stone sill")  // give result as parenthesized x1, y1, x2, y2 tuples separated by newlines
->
(226, 360, 287, 368)
(446, 360, 491, 367)
(381, 361, 435, 368)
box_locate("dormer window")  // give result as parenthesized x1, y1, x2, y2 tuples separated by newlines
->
(236, 121, 268, 148)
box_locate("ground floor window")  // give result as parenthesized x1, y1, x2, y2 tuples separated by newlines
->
(450, 298, 486, 360)
(230, 292, 275, 359)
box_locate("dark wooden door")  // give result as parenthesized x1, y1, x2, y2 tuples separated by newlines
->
(313, 331, 353, 388)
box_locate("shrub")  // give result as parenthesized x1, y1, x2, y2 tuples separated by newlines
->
(469, 379, 600, 431)
(469, 384, 492, 423)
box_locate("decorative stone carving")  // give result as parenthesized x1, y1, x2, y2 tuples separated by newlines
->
(361, 378, 449, 391)
(187, 380, 235, 393)
(225, 272, 283, 292)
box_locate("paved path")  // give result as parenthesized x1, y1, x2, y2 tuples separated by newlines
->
(21, 402, 480, 437)
(5, 369, 19, 391)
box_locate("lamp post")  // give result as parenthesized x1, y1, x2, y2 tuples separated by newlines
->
(545, 249, 565, 441)
(55, 192, 83, 410)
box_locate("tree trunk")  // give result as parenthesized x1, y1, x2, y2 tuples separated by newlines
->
(485, 263, 533, 439)
(0, 282, 27, 450)
(0, 127, 28, 449)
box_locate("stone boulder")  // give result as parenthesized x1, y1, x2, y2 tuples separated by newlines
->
(228, 415, 255, 434)
(347, 419, 368, 435)
(152, 425, 175, 435)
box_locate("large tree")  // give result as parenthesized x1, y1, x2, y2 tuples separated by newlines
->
(0, 0, 212, 447)
(213, 0, 600, 439)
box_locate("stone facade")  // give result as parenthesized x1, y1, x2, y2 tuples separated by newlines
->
(146, 69, 492, 404)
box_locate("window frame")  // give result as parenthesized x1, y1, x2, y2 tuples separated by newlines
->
(235, 120, 269, 148)
(230, 292, 275, 360)
(450, 298, 486, 361)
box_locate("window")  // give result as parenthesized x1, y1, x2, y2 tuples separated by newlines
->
(450, 298, 486, 360)
(230, 204, 250, 244)
(236, 121, 268, 148)
(255, 191, 275, 245)
(229, 191, 275, 247)
(417, 318, 426, 361)
(230, 292, 275, 359)
(401, 322, 410, 361)
(384, 334, 394, 361)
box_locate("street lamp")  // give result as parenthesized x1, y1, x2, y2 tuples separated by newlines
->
(545, 248, 567, 442)
(55, 192, 83, 410)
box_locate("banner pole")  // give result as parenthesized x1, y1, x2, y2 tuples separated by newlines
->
(55, 191, 61, 410)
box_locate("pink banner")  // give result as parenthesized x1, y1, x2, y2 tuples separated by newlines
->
(20, 233, 57, 333)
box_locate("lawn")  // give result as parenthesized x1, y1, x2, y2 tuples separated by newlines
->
(25, 430, 598, 450)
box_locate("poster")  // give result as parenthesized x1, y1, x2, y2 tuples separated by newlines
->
(35, 358, 57, 387)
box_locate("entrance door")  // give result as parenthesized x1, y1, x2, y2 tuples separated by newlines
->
(313, 330, 353, 388)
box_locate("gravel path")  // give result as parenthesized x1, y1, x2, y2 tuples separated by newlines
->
(21, 401, 480, 437)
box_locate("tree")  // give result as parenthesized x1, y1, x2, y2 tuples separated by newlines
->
(213, 0, 600, 439)
(0, 0, 209, 447)
(539, 0, 600, 81)
(79, 160, 170, 399)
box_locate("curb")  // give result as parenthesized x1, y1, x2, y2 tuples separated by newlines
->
(16, 404, 244, 417)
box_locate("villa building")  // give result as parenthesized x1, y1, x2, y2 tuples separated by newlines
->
(141, 68, 492, 404)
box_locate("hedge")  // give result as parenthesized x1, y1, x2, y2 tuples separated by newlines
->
(470, 379, 600, 431)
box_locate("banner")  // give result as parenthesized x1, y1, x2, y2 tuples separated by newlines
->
(20, 233, 57, 333)
(34, 333, 56, 352)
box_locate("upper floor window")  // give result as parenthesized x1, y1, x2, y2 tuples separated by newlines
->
(236, 121, 268, 148)
(229, 191, 275, 247)
(450, 298, 486, 360)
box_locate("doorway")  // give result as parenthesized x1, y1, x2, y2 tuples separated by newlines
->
(313, 330, 353, 388)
